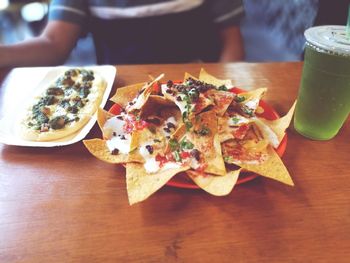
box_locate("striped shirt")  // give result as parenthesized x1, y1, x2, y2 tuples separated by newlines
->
(49, 0, 244, 28)
(48, 0, 244, 64)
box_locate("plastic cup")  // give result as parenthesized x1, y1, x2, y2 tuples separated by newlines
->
(294, 26, 350, 140)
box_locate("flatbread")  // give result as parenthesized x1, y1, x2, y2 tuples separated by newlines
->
(17, 68, 106, 141)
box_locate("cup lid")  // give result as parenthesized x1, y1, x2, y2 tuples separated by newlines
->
(305, 25, 350, 56)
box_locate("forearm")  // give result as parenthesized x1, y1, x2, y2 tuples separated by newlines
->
(0, 37, 70, 68)
(0, 21, 81, 68)
(219, 26, 245, 62)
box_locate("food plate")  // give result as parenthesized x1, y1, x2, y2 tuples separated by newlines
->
(108, 87, 287, 189)
(0, 65, 116, 147)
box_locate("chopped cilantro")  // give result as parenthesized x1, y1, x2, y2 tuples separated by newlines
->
(242, 107, 254, 116)
(174, 151, 182, 162)
(224, 156, 232, 162)
(195, 125, 210, 136)
(180, 138, 194, 150)
(234, 95, 246, 103)
(169, 138, 179, 151)
(231, 117, 240, 125)
(185, 121, 193, 131)
(217, 85, 228, 91)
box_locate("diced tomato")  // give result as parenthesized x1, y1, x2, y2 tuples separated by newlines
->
(232, 124, 249, 140)
(229, 87, 244, 94)
(166, 152, 175, 162)
(155, 154, 168, 167)
(109, 103, 123, 115)
(180, 151, 191, 159)
(123, 117, 148, 133)
(152, 82, 161, 94)
(123, 121, 134, 134)
(134, 120, 148, 130)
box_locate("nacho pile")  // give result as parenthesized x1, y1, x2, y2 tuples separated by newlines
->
(84, 69, 296, 205)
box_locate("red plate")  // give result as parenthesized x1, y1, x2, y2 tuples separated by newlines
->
(108, 87, 287, 189)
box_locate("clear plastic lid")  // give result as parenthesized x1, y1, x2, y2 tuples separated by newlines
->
(305, 25, 350, 56)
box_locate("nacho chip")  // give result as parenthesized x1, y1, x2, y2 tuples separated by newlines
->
(237, 87, 267, 101)
(199, 68, 232, 87)
(97, 108, 116, 138)
(184, 72, 199, 82)
(130, 128, 165, 162)
(253, 117, 280, 148)
(260, 101, 296, 143)
(170, 111, 226, 176)
(204, 89, 235, 116)
(140, 95, 174, 117)
(126, 74, 165, 113)
(187, 169, 240, 196)
(225, 145, 293, 186)
(83, 138, 129, 164)
(126, 162, 189, 205)
(231, 88, 267, 117)
(110, 82, 146, 108)
(161, 84, 214, 117)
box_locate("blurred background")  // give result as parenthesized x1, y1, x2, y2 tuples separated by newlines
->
(0, 0, 319, 65)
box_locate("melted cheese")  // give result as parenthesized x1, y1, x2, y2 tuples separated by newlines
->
(104, 115, 132, 154)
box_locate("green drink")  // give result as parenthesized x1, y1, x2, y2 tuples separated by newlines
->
(294, 26, 350, 140)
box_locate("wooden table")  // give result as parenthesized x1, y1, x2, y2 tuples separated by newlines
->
(0, 63, 349, 263)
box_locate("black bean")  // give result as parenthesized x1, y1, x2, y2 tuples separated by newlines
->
(167, 80, 173, 87)
(190, 149, 200, 161)
(167, 122, 176, 129)
(138, 88, 145, 95)
(111, 148, 119, 155)
(145, 145, 154, 154)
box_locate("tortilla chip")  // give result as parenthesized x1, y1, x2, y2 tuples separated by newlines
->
(126, 74, 165, 113)
(160, 107, 182, 122)
(97, 108, 116, 137)
(110, 82, 146, 108)
(187, 111, 226, 176)
(230, 146, 293, 186)
(187, 169, 240, 196)
(140, 95, 174, 116)
(260, 101, 296, 143)
(204, 89, 235, 116)
(238, 88, 267, 104)
(130, 127, 166, 162)
(217, 116, 234, 143)
(161, 85, 214, 116)
(253, 117, 280, 148)
(166, 111, 225, 175)
(184, 72, 199, 82)
(199, 68, 232, 87)
(126, 162, 189, 205)
(83, 138, 129, 164)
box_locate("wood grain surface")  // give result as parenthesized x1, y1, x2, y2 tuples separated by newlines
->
(0, 63, 349, 263)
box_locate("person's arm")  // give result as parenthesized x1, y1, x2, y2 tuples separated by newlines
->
(219, 25, 245, 62)
(0, 21, 82, 68)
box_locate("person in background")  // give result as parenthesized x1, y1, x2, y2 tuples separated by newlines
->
(0, 0, 245, 67)
(313, 0, 350, 26)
